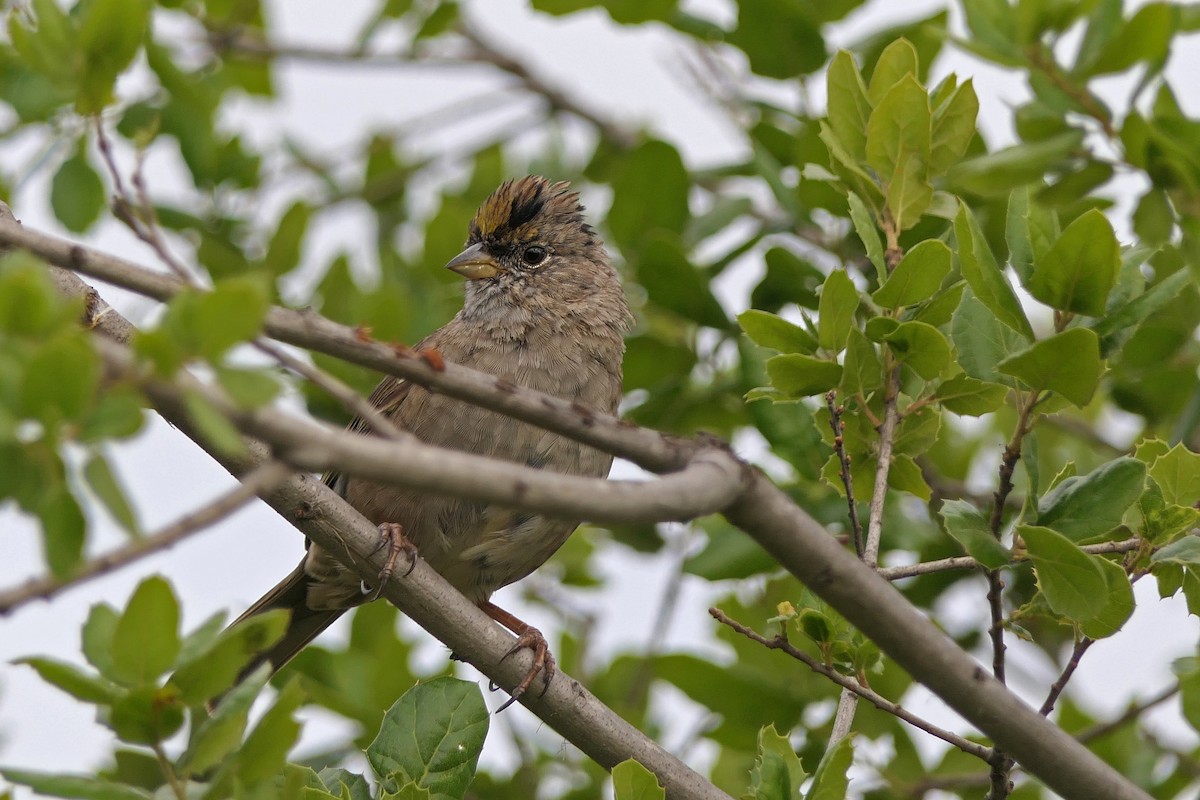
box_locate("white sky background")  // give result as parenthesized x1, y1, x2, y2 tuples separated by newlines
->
(1, 0, 1198, 794)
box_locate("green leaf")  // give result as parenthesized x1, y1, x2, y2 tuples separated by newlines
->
(214, 366, 281, 409)
(7, 0, 80, 91)
(1006, 186, 1059, 284)
(1021, 525, 1108, 623)
(110, 685, 185, 745)
(954, 202, 1034, 339)
(1036, 457, 1147, 542)
(50, 148, 106, 233)
(82, 603, 120, 679)
(866, 75, 932, 229)
(826, 51, 871, 161)
(728, 0, 826, 79)
(1027, 209, 1120, 316)
(1093, 269, 1194, 352)
(882, 321, 951, 380)
(1080, 555, 1135, 639)
(1152, 537, 1200, 566)
(38, 484, 86, 577)
(194, 276, 270, 360)
(839, 328, 882, 395)
(608, 140, 689, 250)
(1148, 444, 1200, 507)
(170, 610, 288, 705)
(21, 332, 101, 423)
(872, 240, 951, 309)
(319, 768, 373, 800)
(0, 769, 151, 800)
(179, 664, 271, 775)
(996, 328, 1101, 406)
(262, 201, 312, 276)
(847, 193, 885, 276)
(78, 387, 146, 442)
(867, 39, 919, 104)
(940, 499, 1010, 568)
(638, 236, 728, 328)
(805, 734, 853, 800)
(16, 657, 119, 704)
(1086, 2, 1173, 76)
(83, 453, 140, 536)
(934, 375, 1008, 416)
(766, 354, 843, 398)
(77, 0, 152, 113)
(748, 724, 807, 800)
(817, 269, 859, 353)
(235, 678, 306, 784)
(183, 388, 248, 458)
(930, 79, 979, 174)
(111, 576, 181, 685)
(948, 130, 1085, 196)
(366, 677, 489, 800)
(738, 310, 817, 354)
(612, 759, 665, 800)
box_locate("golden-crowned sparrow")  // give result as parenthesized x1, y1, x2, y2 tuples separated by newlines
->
(233, 176, 629, 707)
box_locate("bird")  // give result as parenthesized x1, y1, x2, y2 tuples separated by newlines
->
(230, 176, 630, 709)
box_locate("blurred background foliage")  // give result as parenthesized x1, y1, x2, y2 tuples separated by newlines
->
(2, 0, 1200, 798)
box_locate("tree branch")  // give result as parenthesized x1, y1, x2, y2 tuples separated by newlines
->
(710, 608, 992, 761)
(876, 538, 1142, 581)
(0, 460, 293, 616)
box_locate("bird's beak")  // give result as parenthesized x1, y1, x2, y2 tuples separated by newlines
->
(445, 242, 503, 280)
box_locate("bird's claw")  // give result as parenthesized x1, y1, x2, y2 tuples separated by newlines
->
(363, 522, 418, 601)
(495, 626, 556, 712)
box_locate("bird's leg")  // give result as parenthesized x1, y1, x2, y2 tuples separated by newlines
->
(362, 522, 418, 601)
(479, 601, 556, 712)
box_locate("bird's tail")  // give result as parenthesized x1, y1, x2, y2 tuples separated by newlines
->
(229, 559, 347, 686)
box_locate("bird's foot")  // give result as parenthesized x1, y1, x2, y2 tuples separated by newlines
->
(362, 522, 418, 601)
(493, 625, 556, 712)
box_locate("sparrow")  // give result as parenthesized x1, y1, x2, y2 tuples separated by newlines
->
(232, 176, 630, 709)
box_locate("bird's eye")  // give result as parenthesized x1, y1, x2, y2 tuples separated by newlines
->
(522, 245, 547, 266)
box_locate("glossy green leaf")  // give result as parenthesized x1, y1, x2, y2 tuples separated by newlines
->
(1036, 457, 1147, 542)
(934, 375, 1008, 416)
(826, 51, 871, 161)
(1027, 209, 1120, 316)
(867, 38, 918, 104)
(1006, 186, 1059, 284)
(1093, 269, 1194, 352)
(1152, 537, 1200, 566)
(612, 759, 665, 800)
(738, 310, 817, 354)
(840, 328, 882, 395)
(1147, 444, 1200, 507)
(996, 328, 1101, 406)
(817, 269, 859, 353)
(50, 148, 106, 233)
(170, 610, 288, 705)
(872, 240, 951, 308)
(954, 202, 1034, 338)
(179, 664, 270, 774)
(1021, 525, 1108, 623)
(940, 499, 1009, 568)
(366, 677, 489, 800)
(948, 130, 1084, 196)
(847, 192, 885, 276)
(766, 354, 843, 398)
(110, 685, 185, 744)
(1080, 555, 1135, 639)
(866, 75, 932, 229)
(748, 724, 807, 800)
(882, 321, 951, 380)
(111, 576, 180, 685)
(929, 79, 978, 174)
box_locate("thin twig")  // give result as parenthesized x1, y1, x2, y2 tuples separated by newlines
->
(251, 339, 404, 440)
(877, 538, 1143, 581)
(710, 608, 992, 762)
(0, 460, 292, 615)
(1039, 637, 1095, 717)
(826, 391, 864, 558)
(1076, 683, 1180, 744)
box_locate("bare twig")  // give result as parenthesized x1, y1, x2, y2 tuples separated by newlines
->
(877, 538, 1143, 581)
(1076, 683, 1180, 744)
(0, 461, 293, 615)
(1039, 637, 1095, 717)
(710, 608, 992, 761)
(826, 391, 864, 558)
